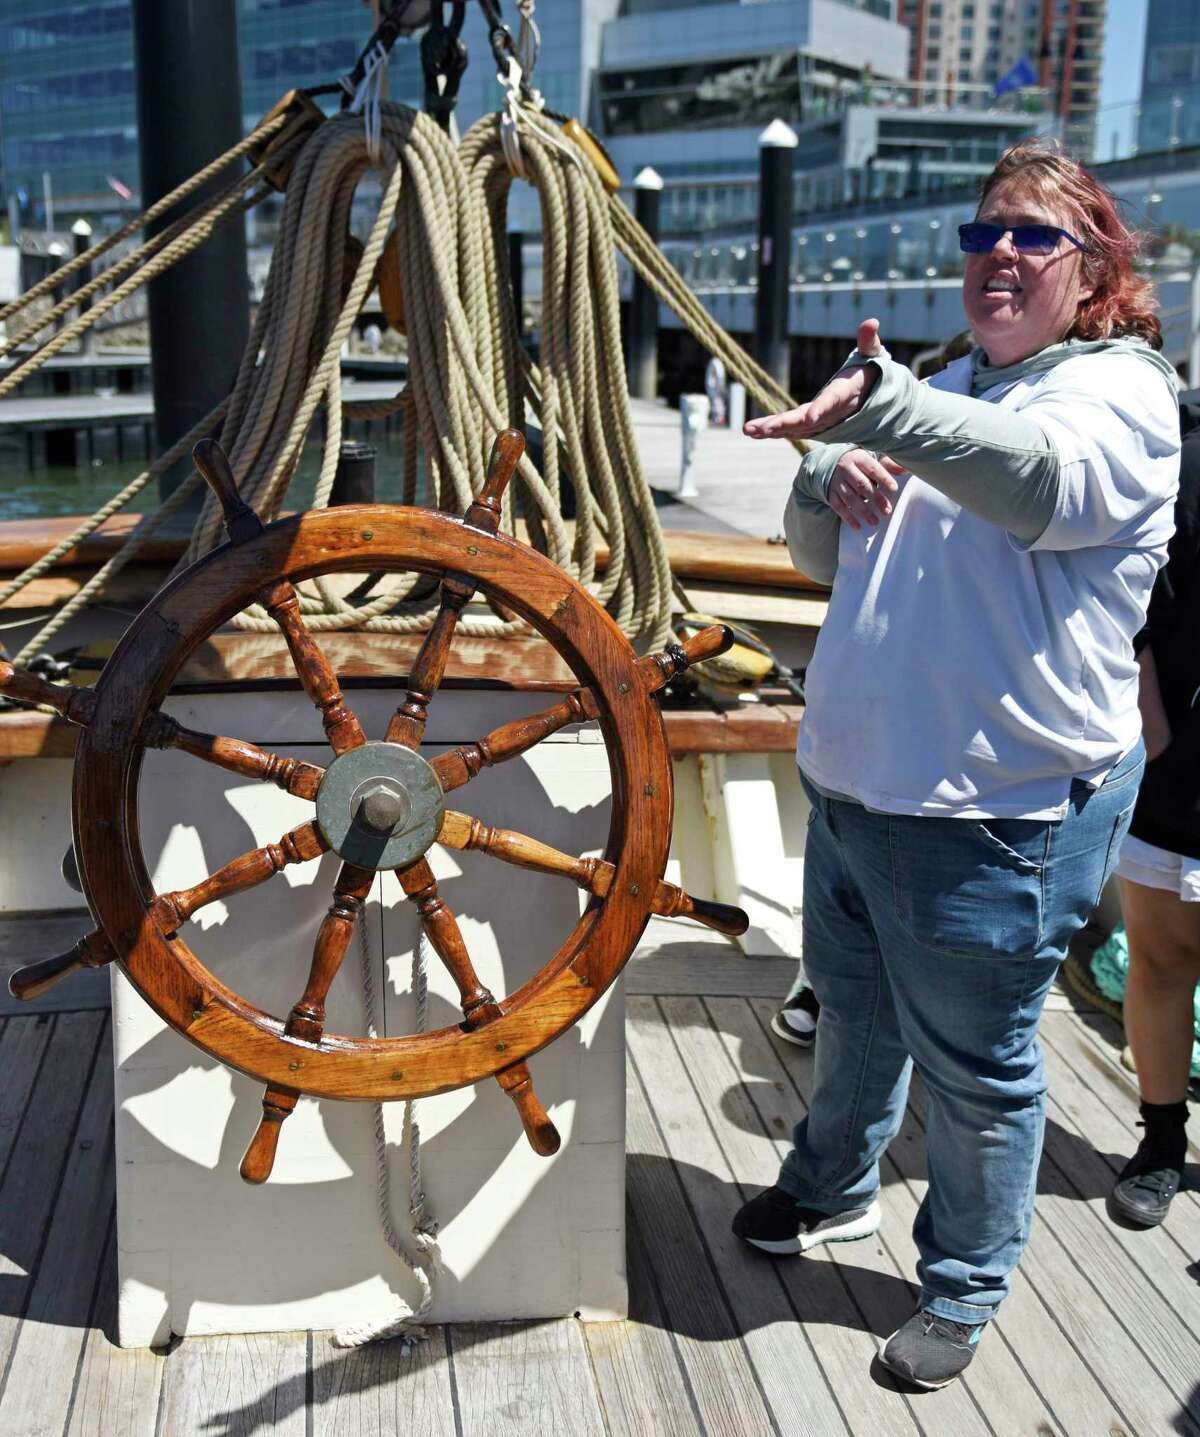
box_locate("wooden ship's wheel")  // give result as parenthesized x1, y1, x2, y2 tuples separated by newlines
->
(2, 430, 746, 1182)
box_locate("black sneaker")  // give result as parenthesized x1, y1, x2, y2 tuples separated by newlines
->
(731, 1184, 880, 1255)
(770, 987, 820, 1048)
(881, 1310, 984, 1390)
(1108, 1126, 1185, 1228)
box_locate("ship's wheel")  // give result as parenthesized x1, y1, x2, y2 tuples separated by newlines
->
(3, 431, 746, 1182)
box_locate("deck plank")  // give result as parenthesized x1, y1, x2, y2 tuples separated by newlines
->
(624, 948, 796, 997)
(659, 995, 923, 1437)
(583, 1211, 703, 1437)
(156, 1330, 309, 1436)
(0, 1015, 114, 1437)
(715, 997, 1011, 1436)
(0, 1012, 106, 1395)
(447, 1319, 606, 1437)
(1038, 1017, 1200, 1275)
(624, 1025, 777, 1437)
(1041, 1008, 1200, 1170)
(896, 1054, 1197, 1437)
(627, 996, 852, 1435)
(0, 1014, 55, 1179)
(1030, 1123, 1200, 1431)
(65, 1221, 164, 1437)
(309, 1329, 456, 1436)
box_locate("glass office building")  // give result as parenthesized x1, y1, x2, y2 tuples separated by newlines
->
(0, 0, 600, 227)
(1137, 0, 1200, 155)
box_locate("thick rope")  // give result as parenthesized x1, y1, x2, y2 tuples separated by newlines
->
(0, 174, 276, 403)
(332, 899, 440, 1350)
(610, 198, 801, 427)
(7, 94, 798, 660)
(9, 398, 230, 667)
(0, 109, 290, 328)
(1, 165, 270, 360)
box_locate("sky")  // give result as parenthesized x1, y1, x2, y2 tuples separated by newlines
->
(1095, 0, 1149, 160)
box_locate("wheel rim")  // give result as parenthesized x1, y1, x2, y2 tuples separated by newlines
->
(73, 505, 672, 1100)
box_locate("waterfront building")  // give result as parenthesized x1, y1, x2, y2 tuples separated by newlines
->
(0, 0, 612, 232)
(594, 1, 1049, 273)
(1137, 0, 1200, 157)
(895, 0, 1105, 160)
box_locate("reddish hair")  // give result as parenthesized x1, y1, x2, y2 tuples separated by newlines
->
(979, 140, 1162, 349)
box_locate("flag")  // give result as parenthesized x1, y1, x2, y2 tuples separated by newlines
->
(993, 57, 1037, 97)
(107, 175, 133, 200)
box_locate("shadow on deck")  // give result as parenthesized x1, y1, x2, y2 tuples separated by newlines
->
(0, 915, 1197, 1436)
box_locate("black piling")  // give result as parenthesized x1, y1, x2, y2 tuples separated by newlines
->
(132, 0, 249, 502)
(754, 120, 798, 405)
(628, 166, 663, 401)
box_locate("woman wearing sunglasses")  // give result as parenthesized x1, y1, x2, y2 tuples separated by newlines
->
(735, 139, 1181, 1389)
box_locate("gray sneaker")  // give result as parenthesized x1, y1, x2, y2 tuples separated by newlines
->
(881, 1310, 984, 1390)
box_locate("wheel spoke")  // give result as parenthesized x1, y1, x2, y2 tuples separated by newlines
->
(430, 625, 735, 794)
(431, 690, 594, 794)
(240, 1086, 298, 1185)
(385, 429, 527, 749)
(151, 818, 328, 931)
(237, 861, 374, 1185)
(437, 810, 748, 936)
(283, 863, 374, 1043)
(146, 715, 325, 801)
(385, 574, 473, 747)
(396, 857, 500, 1026)
(495, 1060, 561, 1156)
(259, 579, 365, 753)
(0, 659, 95, 727)
(8, 930, 115, 1001)
(396, 854, 560, 1156)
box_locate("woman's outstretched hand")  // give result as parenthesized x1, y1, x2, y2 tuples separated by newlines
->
(744, 319, 884, 440)
(828, 449, 905, 531)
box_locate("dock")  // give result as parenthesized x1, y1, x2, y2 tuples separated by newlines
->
(0, 910, 1196, 1435)
(0, 361, 410, 468)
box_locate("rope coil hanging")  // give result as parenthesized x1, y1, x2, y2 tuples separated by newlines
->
(1, 43, 801, 666)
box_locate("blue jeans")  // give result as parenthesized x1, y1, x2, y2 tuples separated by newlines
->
(781, 742, 1144, 1324)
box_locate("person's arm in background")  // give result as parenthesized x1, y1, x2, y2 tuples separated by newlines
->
(1137, 648, 1172, 761)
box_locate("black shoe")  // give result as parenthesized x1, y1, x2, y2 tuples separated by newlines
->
(1108, 1132, 1185, 1228)
(732, 1184, 880, 1255)
(770, 987, 820, 1048)
(880, 1310, 984, 1390)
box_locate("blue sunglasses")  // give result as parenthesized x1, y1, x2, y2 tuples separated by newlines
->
(958, 221, 1089, 256)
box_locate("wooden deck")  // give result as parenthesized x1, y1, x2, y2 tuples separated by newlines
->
(0, 914, 1198, 1435)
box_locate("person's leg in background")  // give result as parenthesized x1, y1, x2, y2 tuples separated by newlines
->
(1110, 872, 1200, 1226)
(771, 980, 821, 1048)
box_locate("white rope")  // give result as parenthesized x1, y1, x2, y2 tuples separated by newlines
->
(497, 57, 529, 181)
(343, 39, 390, 163)
(333, 889, 441, 1349)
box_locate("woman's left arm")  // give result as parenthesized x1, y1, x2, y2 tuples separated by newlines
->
(745, 319, 1061, 543)
(807, 348, 1061, 543)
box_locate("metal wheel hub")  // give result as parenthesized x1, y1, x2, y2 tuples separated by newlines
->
(315, 741, 444, 870)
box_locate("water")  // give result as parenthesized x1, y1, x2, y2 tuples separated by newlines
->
(0, 433, 414, 523)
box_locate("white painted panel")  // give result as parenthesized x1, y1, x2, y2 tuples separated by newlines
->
(112, 688, 626, 1342)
